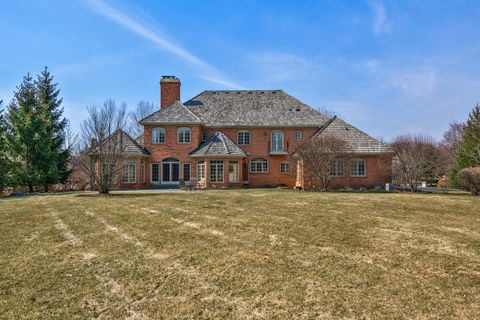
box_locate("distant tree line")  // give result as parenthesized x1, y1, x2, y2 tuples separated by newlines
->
(391, 103, 480, 195)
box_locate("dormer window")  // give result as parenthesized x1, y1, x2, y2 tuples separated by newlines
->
(152, 128, 165, 144)
(177, 127, 191, 144)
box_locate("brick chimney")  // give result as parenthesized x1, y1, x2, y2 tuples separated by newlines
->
(160, 76, 180, 108)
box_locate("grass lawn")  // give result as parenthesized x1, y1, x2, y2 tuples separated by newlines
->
(0, 190, 479, 319)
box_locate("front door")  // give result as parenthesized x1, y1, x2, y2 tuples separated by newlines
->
(162, 159, 180, 184)
(229, 161, 239, 183)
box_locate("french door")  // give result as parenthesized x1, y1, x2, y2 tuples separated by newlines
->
(162, 159, 180, 184)
(229, 161, 240, 183)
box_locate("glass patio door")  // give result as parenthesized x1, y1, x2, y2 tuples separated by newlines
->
(162, 159, 180, 183)
(229, 161, 239, 183)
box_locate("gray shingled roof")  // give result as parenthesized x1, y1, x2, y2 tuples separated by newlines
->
(91, 130, 150, 156)
(184, 90, 329, 127)
(314, 116, 391, 154)
(189, 131, 247, 157)
(140, 100, 202, 125)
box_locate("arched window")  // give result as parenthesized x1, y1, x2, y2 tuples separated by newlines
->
(250, 158, 268, 173)
(177, 127, 191, 144)
(152, 127, 165, 144)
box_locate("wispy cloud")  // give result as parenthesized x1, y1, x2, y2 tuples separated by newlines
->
(83, 0, 242, 88)
(390, 68, 436, 97)
(368, 0, 392, 36)
(52, 53, 136, 77)
(247, 52, 324, 83)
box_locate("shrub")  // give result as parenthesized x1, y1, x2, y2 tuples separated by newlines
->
(457, 167, 480, 196)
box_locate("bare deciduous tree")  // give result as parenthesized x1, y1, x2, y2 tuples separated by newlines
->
(79, 99, 128, 195)
(391, 134, 438, 191)
(438, 121, 465, 179)
(295, 135, 352, 191)
(128, 101, 156, 138)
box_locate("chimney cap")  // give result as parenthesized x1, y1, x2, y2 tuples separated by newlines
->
(161, 75, 180, 83)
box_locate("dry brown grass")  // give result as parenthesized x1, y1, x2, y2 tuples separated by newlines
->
(0, 190, 479, 319)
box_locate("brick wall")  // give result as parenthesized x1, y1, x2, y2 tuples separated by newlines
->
(160, 80, 180, 108)
(129, 125, 391, 189)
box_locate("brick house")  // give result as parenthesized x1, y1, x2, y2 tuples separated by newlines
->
(108, 76, 392, 189)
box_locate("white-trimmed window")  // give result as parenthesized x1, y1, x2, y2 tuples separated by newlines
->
(197, 160, 205, 181)
(183, 163, 191, 182)
(210, 160, 224, 183)
(151, 163, 160, 182)
(237, 131, 251, 146)
(250, 158, 268, 173)
(350, 159, 366, 177)
(271, 131, 284, 151)
(122, 161, 136, 183)
(140, 160, 145, 183)
(177, 127, 191, 144)
(294, 130, 302, 141)
(152, 128, 165, 144)
(330, 160, 344, 177)
(201, 132, 208, 142)
(280, 162, 290, 174)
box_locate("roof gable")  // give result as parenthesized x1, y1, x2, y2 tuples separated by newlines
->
(189, 131, 247, 157)
(313, 116, 391, 154)
(140, 100, 202, 125)
(184, 90, 328, 127)
(92, 129, 150, 156)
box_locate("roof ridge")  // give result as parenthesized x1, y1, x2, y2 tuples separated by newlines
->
(177, 100, 203, 122)
(204, 132, 218, 155)
(219, 131, 231, 154)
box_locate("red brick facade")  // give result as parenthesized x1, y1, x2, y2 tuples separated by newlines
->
(114, 125, 391, 190)
(112, 77, 392, 190)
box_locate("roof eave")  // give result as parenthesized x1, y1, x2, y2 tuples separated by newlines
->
(140, 121, 204, 126)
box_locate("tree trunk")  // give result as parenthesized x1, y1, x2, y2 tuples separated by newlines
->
(44, 184, 49, 193)
(28, 184, 33, 193)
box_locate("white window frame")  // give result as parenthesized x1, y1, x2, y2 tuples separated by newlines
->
(250, 158, 269, 173)
(271, 131, 284, 151)
(152, 127, 165, 144)
(182, 163, 191, 182)
(151, 163, 160, 183)
(280, 162, 290, 174)
(197, 160, 205, 181)
(210, 160, 224, 183)
(330, 160, 344, 177)
(177, 127, 191, 144)
(294, 130, 302, 141)
(237, 130, 251, 146)
(201, 132, 208, 142)
(350, 159, 366, 177)
(121, 160, 136, 183)
(140, 160, 145, 183)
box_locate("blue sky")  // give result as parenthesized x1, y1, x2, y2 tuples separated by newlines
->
(1, 0, 479, 140)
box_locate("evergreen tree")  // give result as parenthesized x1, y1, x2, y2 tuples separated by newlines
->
(35, 67, 70, 191)
(6, 74, 43, 192)
(452, 103, 480, 186)
(0, 101, 11, 191)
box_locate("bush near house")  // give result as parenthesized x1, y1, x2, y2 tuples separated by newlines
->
(457, 167, 480, 195)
